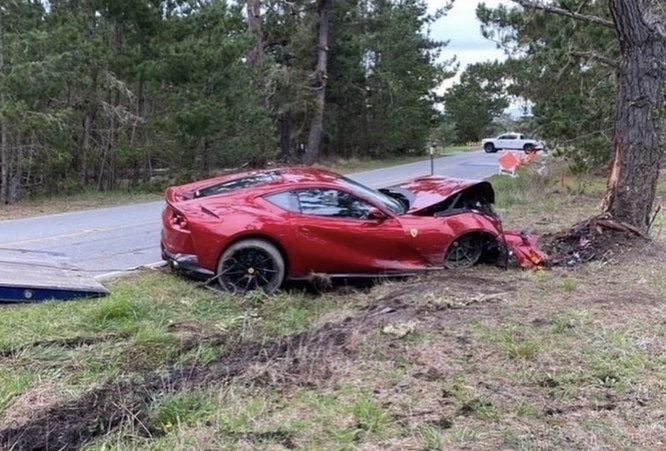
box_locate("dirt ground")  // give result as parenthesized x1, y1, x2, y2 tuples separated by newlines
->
(540, 214, 657, 268)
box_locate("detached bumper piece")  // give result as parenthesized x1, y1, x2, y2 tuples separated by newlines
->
(162, 248, 215, 281)
(501, 231, 549, 269)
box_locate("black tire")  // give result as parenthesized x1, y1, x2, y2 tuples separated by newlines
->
(216, 239, 285, 294)
(483, 143, 496, 153)
(523, 144, 535, 154)
(444, 235, 485, 269)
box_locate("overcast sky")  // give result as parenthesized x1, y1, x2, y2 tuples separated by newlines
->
(428, 0, 511, 90)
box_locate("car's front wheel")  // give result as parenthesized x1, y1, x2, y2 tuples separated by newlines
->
(484, 143, 496, 153)
(444, 235, 485, 269)
(216, 239, 285, 294)
(523, 143, 536, 154)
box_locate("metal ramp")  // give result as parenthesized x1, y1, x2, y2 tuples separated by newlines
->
(0, 248, 109, 303)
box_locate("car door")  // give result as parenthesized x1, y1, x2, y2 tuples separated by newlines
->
(269, 188, 424, 276)
(496, 134, 509, 150)
(503, 133, 519, 150)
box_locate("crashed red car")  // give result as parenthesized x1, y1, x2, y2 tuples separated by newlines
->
(161, 166, 547, 294)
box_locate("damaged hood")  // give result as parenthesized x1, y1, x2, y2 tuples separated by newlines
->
(385, 175, 495, 214)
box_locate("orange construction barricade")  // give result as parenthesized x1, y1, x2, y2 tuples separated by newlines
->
(498, 152, 521, 177)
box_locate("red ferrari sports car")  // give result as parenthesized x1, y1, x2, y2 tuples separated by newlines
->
(161, 166, 547, 294)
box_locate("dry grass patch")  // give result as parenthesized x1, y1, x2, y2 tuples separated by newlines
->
(0, 191, 161, 221)
(0, 382, 68, 431)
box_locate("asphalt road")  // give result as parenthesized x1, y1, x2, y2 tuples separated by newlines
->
(0, 150, 503, 278)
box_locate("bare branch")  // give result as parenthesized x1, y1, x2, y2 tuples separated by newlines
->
(512, 0, 614, 29)
(571, 51, 620, 69)
(555, 60, 572, 82)
(575, 0, 590, 14)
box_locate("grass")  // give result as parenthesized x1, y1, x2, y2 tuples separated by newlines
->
(1, 157, 666, 450)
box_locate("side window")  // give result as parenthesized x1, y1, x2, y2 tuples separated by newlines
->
(297, 189, 373, 219)
(264, 191, 300, 213)
(498, 134, 508, 140)
(506, 134, 517, 140)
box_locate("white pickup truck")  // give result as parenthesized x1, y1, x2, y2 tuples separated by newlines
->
(481, 133, 545, 154)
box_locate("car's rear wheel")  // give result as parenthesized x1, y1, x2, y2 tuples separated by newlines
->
(484, 143, 496, 153)
(444, 235, 485, 269)
(216, 239, 285, 294)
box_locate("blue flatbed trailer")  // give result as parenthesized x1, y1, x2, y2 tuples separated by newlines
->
(0, 248, 109, 303)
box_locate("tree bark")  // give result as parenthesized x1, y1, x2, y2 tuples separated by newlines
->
(279, 112, 291, 162)
(246, 0, 264, 68)
(136, 73, 149, 186)
(82, 108, 93, 186)
(8, 134, 21, 203)
(303, 0, 332, 166)
(601, 0, 666, 231)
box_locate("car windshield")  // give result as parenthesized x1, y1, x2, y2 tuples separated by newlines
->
(338, 175, 406, 215)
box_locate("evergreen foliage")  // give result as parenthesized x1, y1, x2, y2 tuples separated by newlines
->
(0, 0, 455, 201)
(477, 1, 618, 168)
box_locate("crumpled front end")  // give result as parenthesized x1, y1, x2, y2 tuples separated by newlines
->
(500, 231, 549, 269)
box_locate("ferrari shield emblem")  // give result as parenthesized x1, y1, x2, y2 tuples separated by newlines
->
(410, 228, 418, 238)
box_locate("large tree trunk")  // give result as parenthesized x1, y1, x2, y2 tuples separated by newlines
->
(7, 135, 21, 203)
(136, 73, 149, 187)
(246, 0, 264, 68)
(81, 108, 93, 187)
(601, 0, 666, 231)
(303, 0, 332, 166)
(279, 112, 291, 162)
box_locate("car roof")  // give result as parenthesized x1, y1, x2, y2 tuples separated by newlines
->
(270, 166, 342, 183)
(222, 166, 346, 187)
(169, 166, 349, 203)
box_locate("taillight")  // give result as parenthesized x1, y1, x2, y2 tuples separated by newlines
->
(171, 211, 189, 229)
